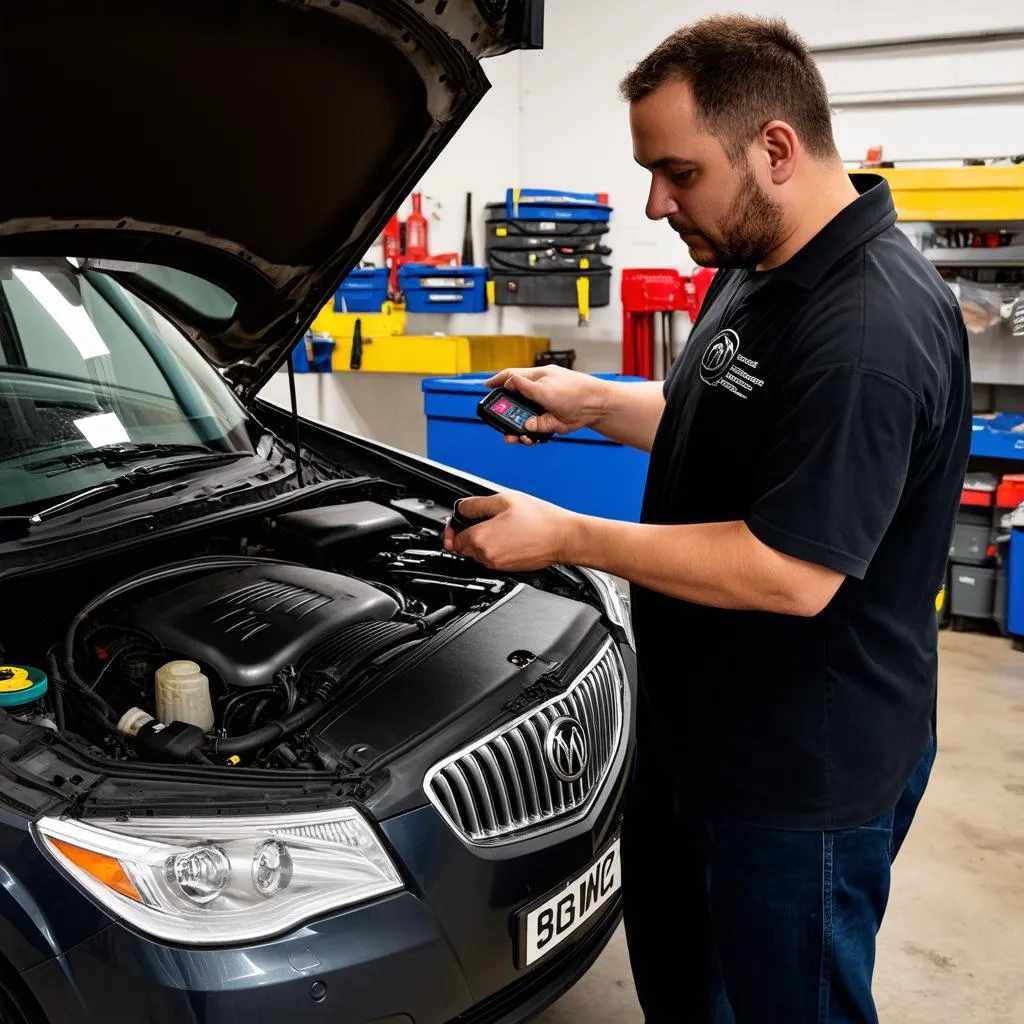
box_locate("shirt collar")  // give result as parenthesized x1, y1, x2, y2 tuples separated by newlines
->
(769, 173, 897, 290)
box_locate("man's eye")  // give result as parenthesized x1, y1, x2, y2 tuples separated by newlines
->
(671, 170, 695, 184)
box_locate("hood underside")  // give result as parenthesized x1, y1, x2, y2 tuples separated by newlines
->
(0, 0, 541, 398)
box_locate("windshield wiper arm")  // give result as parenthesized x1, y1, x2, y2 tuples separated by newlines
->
(23, 442, 242, 474)
(0, 451, 254, 541)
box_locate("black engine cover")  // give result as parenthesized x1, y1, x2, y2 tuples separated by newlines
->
(117, 564, 398, 689)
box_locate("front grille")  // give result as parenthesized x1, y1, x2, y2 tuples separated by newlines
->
(425, 640, 627, 844)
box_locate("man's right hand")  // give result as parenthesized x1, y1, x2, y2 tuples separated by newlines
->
(485, 366, 609, 444)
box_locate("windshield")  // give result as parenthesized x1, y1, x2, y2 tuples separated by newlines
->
(0, 258, 252, 513)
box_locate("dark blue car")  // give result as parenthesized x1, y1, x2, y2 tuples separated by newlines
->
(0, 2, 636, 1021)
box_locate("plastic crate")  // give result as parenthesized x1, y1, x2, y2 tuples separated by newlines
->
(997, 474, 1024, 510)
(399, 264, 488, 314)
(334, 267, 389, 313)
(422, 373, 649, 522)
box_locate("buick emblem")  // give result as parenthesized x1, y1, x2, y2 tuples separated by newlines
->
(545, 716, 588, 783)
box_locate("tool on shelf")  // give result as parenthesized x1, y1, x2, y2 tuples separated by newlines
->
(461, 192, 475, 266)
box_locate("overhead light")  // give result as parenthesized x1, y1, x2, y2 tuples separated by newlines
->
(13, 268, 109, 360)
(74, 412, 131, 448)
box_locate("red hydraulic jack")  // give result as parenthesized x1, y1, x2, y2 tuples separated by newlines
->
(620, 267, 716, 378)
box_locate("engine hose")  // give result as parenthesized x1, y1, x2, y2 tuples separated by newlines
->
(207, 700, 326, 757)
(62, 556, 290, 691)
(420, 604, 458, 631)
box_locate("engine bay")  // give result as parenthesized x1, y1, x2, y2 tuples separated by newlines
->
(0, 491, 598, 779)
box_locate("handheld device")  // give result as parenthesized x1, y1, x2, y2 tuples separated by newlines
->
(448, 499, 490, 534)
(476, 387, 553, 443)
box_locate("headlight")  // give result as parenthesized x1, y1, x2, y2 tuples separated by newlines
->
(36, 808, 402, 945)
(579, 568, 635, 649)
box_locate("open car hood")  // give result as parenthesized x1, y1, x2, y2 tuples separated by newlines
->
(0, 0, 541, 400)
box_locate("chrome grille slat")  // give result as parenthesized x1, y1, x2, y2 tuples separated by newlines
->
(443, 763, 482, 836)
(432, 773, 465, 832)
(491, 737, 527, 825)
(425, 641, 628, 844)
(477, 746, 514, 829)
(507, 727, 541, 819)
(463, 754, 498, 833)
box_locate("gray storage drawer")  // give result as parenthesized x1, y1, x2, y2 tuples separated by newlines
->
(950, 564, 997, 619)
(949, 521, 990, 564)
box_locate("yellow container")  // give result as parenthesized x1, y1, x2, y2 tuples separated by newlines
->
(852, 165, 1024, 222)
(333, 334, 549, 374)
(313, 300, 407, 345)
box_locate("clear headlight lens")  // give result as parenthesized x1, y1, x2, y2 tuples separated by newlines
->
(36, 808, 402, 945)
(579, 568, 635, 649)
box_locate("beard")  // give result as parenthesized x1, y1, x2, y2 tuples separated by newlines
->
(669, 168, 784, 270)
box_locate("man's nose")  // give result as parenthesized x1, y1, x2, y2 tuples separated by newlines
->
(645, 178, 678, 221)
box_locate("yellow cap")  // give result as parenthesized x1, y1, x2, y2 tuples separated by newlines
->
(227, 755, 241, 766)
(0, 667, 32, 692)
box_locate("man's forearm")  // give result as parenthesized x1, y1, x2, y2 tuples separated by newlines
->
(590, 380, 666, 452)
(564, 516, 843, 616)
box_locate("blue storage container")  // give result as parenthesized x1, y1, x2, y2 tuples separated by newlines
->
(1007, 526, 1024, 638)
(506, 187, 612, 223)
(422, 374, 649, 521)
(399, 264, 488, 313)
(334, 267, 389, 313)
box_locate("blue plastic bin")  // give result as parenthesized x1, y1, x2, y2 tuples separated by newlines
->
(334, 267, 389, 313)
(399, 265, 488, 313)
(971, 414, 1024, 460)
(291, 333, 335, 373)
(506, 188, 613, 223)
(422, 374, 649, 521)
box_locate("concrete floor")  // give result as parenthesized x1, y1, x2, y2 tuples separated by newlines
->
(536, 631, 1024, 1023)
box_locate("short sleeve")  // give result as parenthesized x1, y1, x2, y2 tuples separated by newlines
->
(746, 366, 922, 580)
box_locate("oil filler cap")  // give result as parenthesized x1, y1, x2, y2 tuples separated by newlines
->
(0, 666, 48, 708)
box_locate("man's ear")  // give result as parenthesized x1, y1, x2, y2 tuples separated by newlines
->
(760, 120, 799, 186)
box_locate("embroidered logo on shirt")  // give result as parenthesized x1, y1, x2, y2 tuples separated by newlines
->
(699, 329, 765, 399)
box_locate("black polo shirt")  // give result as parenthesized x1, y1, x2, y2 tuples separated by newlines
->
(633, 174, 972, 830)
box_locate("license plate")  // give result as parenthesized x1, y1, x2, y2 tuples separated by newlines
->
(515, 837, 621, 967)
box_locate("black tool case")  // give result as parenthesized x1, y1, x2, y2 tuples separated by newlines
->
(491, 266, 612, 308)
(485, 202, 609, 251)
(488, 247, 611, 273)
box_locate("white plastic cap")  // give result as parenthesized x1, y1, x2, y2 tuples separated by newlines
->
(118, 707, 155, 737)
(163, 660, 202, 679)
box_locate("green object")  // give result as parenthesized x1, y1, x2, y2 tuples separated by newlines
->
(0, 665, 48, 708)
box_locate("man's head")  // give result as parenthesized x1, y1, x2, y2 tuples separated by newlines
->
(621, 15, 839, 269)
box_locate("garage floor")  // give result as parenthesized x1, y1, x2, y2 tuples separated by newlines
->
(536, 631, 1024, 1023)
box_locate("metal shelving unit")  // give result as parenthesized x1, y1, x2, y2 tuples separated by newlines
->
(924, 245, 1024, 267)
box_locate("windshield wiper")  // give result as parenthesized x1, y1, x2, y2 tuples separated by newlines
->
(0, 449, 254, 541)
(23, 442, 248, 474)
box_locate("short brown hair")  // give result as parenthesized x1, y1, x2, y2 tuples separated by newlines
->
(620, 15, 837, 162)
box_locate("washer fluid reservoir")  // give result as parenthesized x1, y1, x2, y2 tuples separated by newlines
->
(155, 660, 215, 733)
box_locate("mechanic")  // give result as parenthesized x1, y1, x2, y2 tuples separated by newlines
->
(443, 14, 972, 1024)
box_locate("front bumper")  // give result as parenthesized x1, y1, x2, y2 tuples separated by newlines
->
(18, 756, 629, 1024)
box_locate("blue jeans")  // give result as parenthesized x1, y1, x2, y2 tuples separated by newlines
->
(622, 732, 936, 1023)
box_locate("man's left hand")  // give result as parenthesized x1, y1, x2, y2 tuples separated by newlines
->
(443, 491, 579, 571)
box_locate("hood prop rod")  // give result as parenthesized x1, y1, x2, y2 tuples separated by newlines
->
(287, 342, 305, 487)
